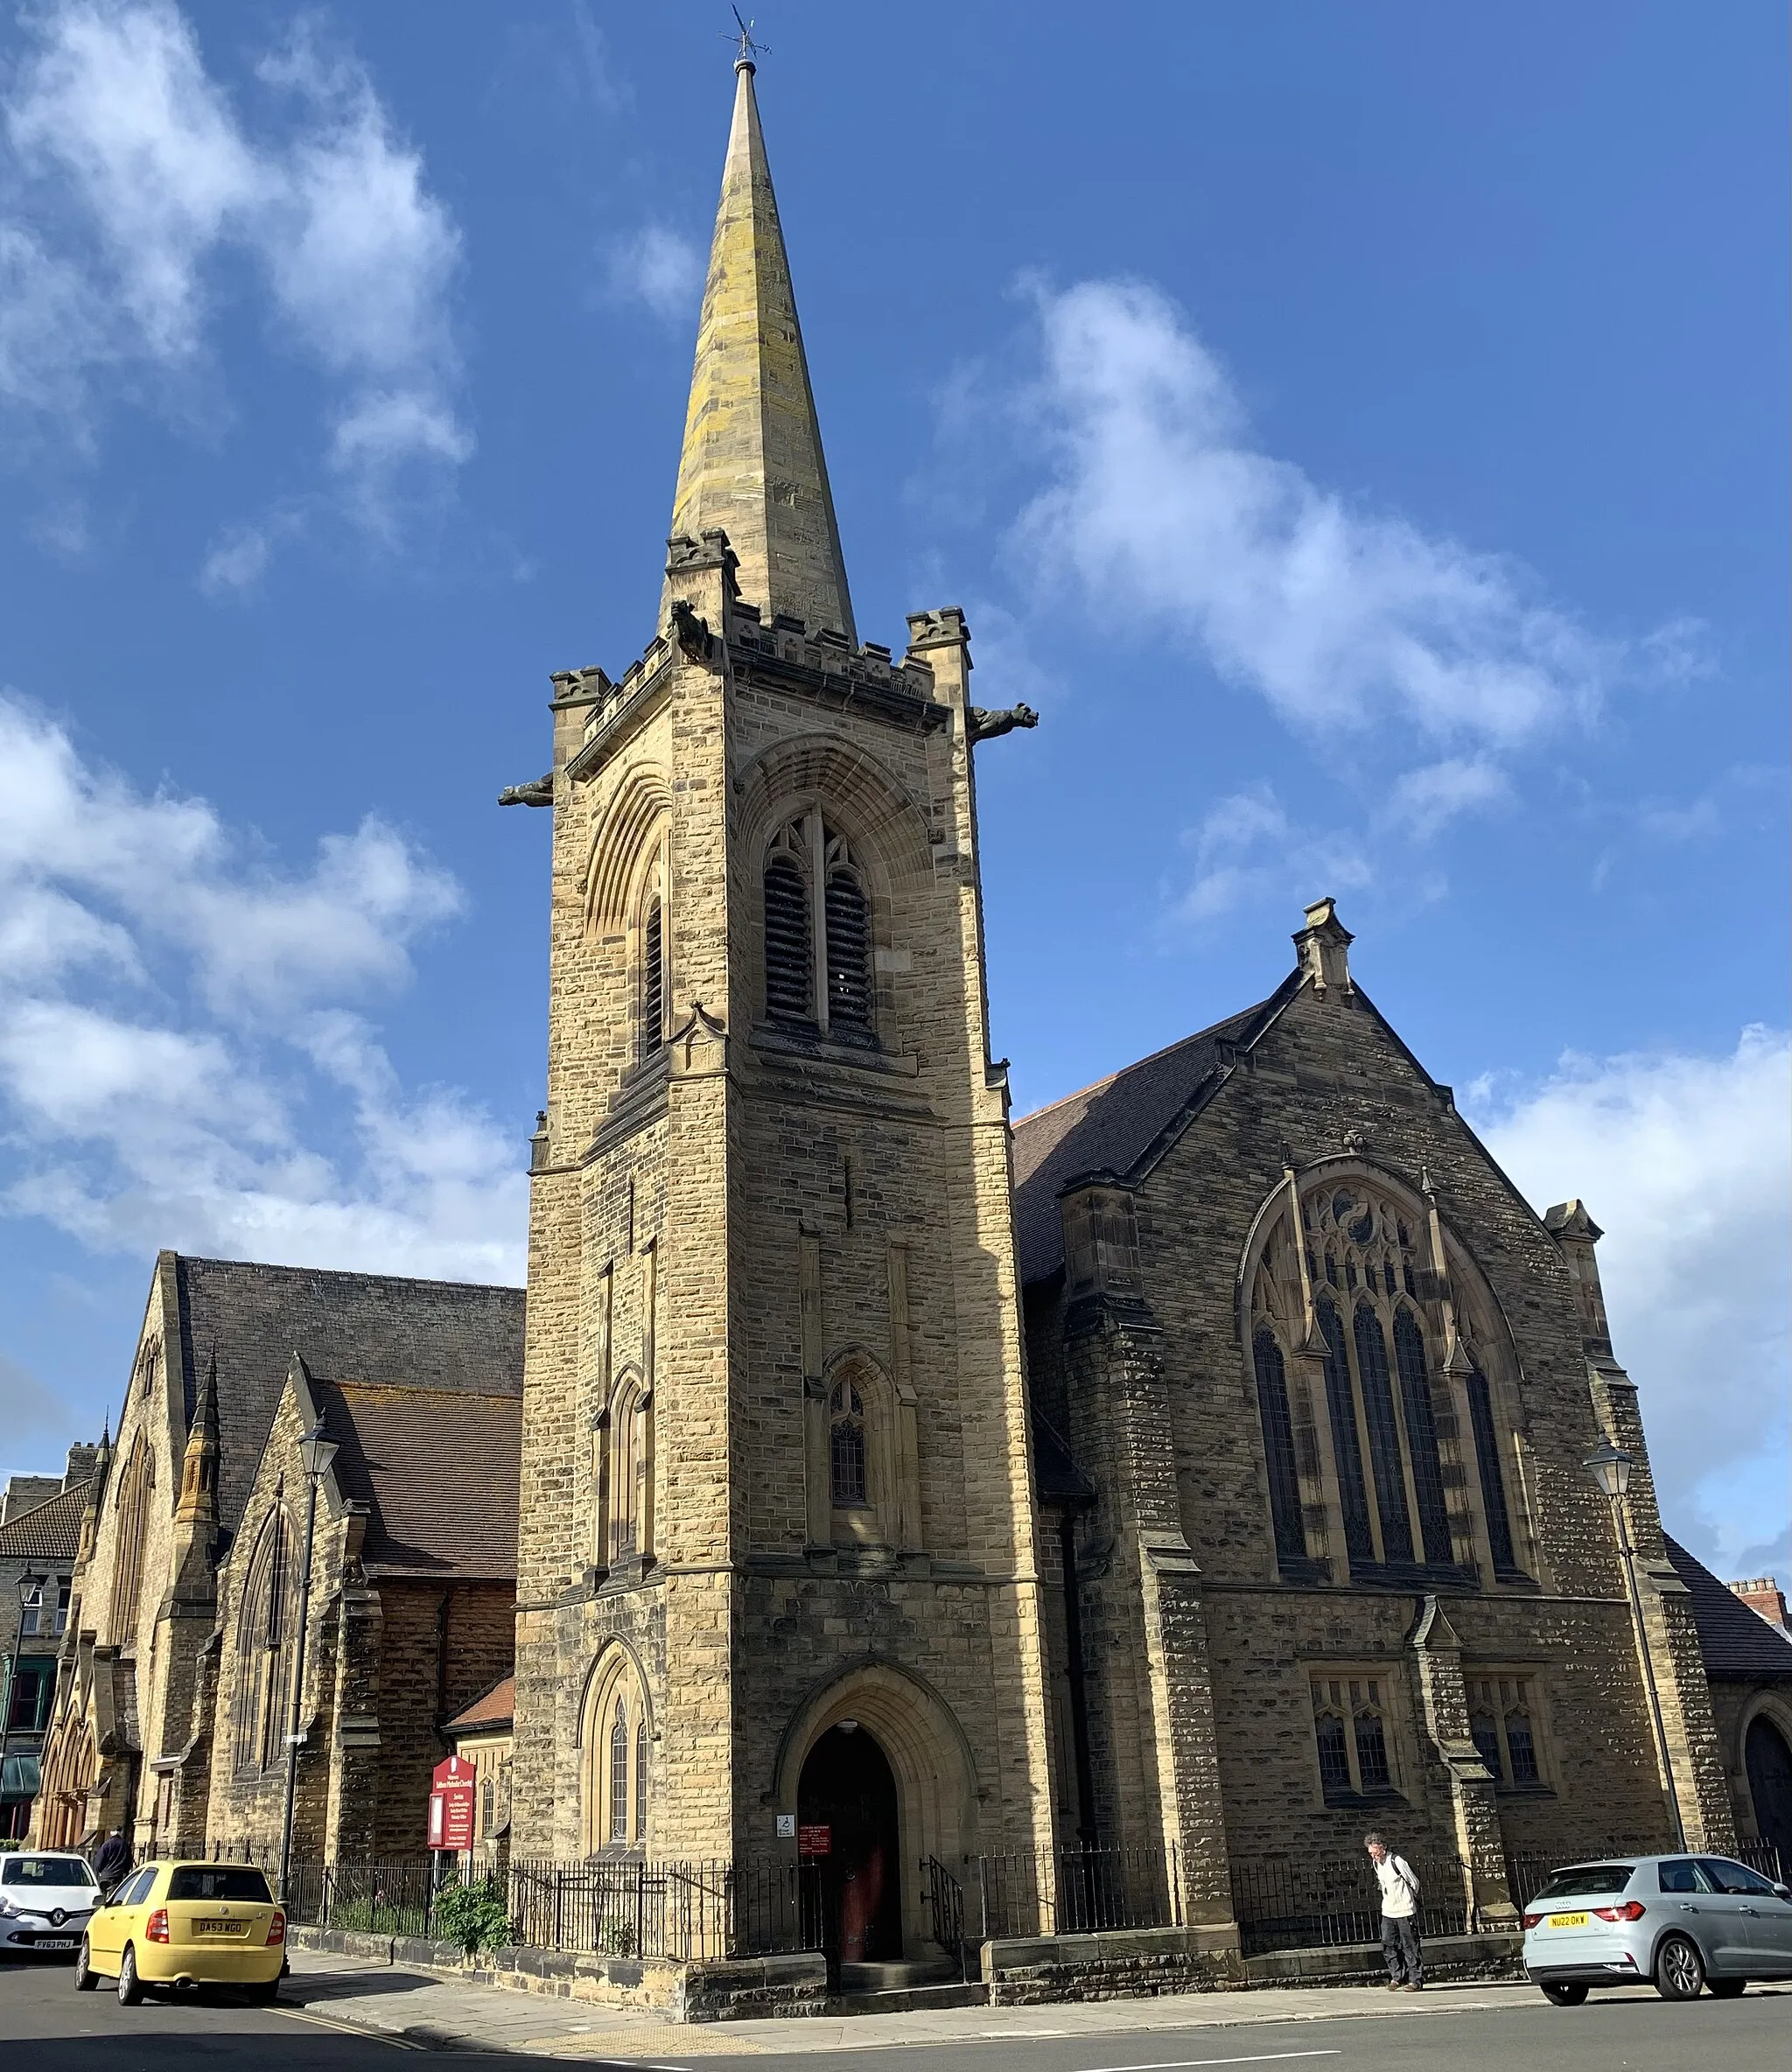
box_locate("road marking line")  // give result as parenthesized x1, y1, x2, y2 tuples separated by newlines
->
(1079, 2054, 1344, 2072)
(276, 2006, 425, 2049)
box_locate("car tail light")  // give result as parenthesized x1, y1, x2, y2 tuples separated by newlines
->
(146, 1908, 170, 1943)
(1593, 1900, 1646, 1922)
(1522, 1911, 1544, 1928)
(267, 1909, 286, 1946)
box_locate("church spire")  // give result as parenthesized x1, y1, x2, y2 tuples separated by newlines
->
(666, 57, 857, 644)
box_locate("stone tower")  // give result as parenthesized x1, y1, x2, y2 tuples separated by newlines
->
(510, 58, 1056, 1958)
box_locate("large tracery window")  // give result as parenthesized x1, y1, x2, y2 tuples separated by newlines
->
(1251, 1172, 1527, 1588)
(763, 811, 876, 1045)
(232, 1508, 295, 1775)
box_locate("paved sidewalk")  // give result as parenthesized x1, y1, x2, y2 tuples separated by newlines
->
(280, 1951, 1536, 2061)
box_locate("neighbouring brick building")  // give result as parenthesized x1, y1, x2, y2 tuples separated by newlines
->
(1, 1451, 94, 1838)
(498, 53, 1746, 1992)
(32, 1256, 524, 1862)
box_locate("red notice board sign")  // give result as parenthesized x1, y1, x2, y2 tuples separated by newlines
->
(798, 1824, 831, 1858)
(429, 1754, 477, 1852)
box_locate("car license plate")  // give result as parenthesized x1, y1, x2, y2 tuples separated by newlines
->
(195, 1919, 246, 1936)
(1549, 1912, 1590, 1928)
(37, 1938, 75, 1950)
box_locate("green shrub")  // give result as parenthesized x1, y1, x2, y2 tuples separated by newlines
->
(431, 1877, 513, 1955)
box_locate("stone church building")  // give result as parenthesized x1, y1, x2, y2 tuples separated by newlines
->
(28, 54, 1783, 1997)
(502, 52, 1744, 1977)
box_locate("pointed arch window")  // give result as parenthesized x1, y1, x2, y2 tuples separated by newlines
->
(1251, 1328, 1307, 1565)
(108, 1432, 154, 1648)
(1353, 1306, 1414, 1564)
(581, 1648, 651, 1855)
(604, 1373, 653, 1566)
(1317, 1300, 1375, 1565)
(232, 1509, 294, 1775)
(640, 893, 665, 1057)
(763, 811, 878, 1044)
(1465, 1367, 1519, 1573)
(1393, 1309, 1454, 1565)
(608, 1698, 630, 1845)
(829, 1381, 869, 1508)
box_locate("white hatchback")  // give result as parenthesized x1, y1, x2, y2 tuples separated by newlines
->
(0, 1852, 102, 1957)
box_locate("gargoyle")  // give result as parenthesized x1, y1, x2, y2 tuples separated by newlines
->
(498, 774, 554, 808)
(966, 703, 1039, 744)
(670, 598, 712, 663)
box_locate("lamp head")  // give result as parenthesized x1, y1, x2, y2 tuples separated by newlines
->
(1583, 1442, 1634, 1502)
(296, 1419, 339, 1484)
(17, 1570, 46, 1608)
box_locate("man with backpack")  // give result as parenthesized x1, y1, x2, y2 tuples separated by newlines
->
(1366, 1832, 1423, 1989)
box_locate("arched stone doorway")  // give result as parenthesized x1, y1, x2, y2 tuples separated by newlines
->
(1746, 1715, 1792, 1866)
(799, 1725, 902, 1967)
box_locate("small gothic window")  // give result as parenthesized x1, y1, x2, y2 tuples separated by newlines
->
(1252, 1329, 1307, 1567)
(824, 866, 872, 1039)
(1354, 1708, 1391, 1790)
(1506, 1706, 1539, 1784)
(640, 894, 665, 1056)
(764, 850, 813, 1025)
(634, 1715, 650, 1839)
(1467, 1674, 1544, 1786)
(1470, 1708, 1503, 1780)
(829, 1381, 868, 1508)
(1315, 1707, 1351, 1792)
(609, 1699, 630, 1845)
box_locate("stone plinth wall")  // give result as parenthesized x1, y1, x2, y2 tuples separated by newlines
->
(982, 1924, 1243, 2005)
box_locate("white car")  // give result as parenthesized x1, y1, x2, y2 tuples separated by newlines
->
(0, 1852, 102, 1957)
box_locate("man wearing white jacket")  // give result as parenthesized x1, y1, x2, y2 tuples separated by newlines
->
(1366, 1832, 1423, 1989)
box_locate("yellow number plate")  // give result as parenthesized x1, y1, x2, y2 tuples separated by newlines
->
(195, 1919, 247, 1936)
(1549, 1912, 1590, 1928)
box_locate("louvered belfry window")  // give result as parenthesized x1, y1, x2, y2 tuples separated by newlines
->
(640, 894, 665, 1056)
(764, 812, 878, 1045)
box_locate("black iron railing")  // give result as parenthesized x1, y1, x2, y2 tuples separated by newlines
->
(967, 1844, 1182, 1940)
(922, 1853, 969, 1978)
(1230, 1850, 1470, 1956)
(1504, 1838, 1785, 1911)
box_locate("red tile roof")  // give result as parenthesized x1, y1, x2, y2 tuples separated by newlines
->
(445, 1674, 515, 1733)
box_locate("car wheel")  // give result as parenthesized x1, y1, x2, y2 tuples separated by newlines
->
(74, 1940, 98, 1992)
(1655, 1933, 1705, 2000)
(116, 1944, 143, 2006)
(1708, 1976, 1746, 1999)
(1540, 1980, 1589, 2006)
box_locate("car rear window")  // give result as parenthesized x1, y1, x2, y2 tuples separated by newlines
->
(2, 1856, 97, 1887)
(166, 1867, 272, 1903)
(1533, 1865, 1636, 1901)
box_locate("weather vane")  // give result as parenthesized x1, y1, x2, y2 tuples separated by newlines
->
(723, 6, 768, 65)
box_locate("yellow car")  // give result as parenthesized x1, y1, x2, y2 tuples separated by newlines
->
(74, 1861, 286, 2004)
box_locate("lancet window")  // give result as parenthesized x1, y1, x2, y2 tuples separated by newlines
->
(231, 1508, 294, 1776)
(829, 1381, 869, 1508)
(635, 841, 669, 1062)
(763, 812, 876, 1044)
(601, 1371, 653, 1567)
(107, 1431, 154, 1648)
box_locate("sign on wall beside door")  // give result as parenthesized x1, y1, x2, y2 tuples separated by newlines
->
(798, 1824, 831, 1857)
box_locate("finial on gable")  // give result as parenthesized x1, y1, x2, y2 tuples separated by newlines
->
(1294, 896, 1354, 998)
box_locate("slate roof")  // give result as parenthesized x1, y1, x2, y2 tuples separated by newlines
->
(445, 1673, 515, 1734)
(311, 1380, 522, 1580)
(0, 1481, 89, 1563)
(1011, 984, 1298, 1286)
(167, 1256, 525, 1535)
(1664, 1535, 1792, 1687)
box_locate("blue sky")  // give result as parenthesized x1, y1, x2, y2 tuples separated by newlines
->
(1, 3, 1785, 1580)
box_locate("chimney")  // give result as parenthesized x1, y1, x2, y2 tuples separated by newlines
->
(1729, 1578, 1790, 1631)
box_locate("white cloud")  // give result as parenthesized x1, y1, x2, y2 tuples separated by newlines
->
(1471, 1028, 1792, 1577)
(1012, 278, 1629, 750)
(0, 692, 524, 1284)
(608, 225, 703, 325)
(1384, 757, 1511, 844)
(1, 1, 466, 548)
(1174, 782, 1373, 926)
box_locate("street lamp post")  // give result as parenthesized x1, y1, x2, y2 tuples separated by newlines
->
(2, 1572, 48, 1843)
(1585, 1441, 1686, 1852)
(277, 1419, 339, 1908)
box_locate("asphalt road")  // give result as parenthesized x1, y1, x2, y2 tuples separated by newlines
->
(3, 1955, 1787, 2070)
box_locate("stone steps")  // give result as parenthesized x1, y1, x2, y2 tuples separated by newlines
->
(829, 1979, 990, 2016)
